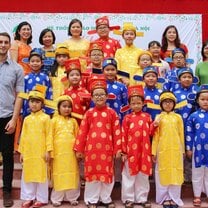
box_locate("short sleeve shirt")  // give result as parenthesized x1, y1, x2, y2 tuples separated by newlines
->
(0, 58, 24, 118)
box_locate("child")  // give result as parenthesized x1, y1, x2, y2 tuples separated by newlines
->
(114, 22, 143, 86)
(121, 85, 153, 208)
(152, 91, 184, 208)
(64, 58, 90, 125)
(50, 44, 70, 101)
(23, 48, 53, 117)
(148, 40, 170, 78)
(18, 87, 53, 208)
(102, 57, 129, 123)
(142, 66, 163, 120)
(186, 84, 208, 207)
(82, 42, 104, 90)
(74, 78, 122, 208)
(88, 16, 121, 58)
(136, 50, 153, 78)
(87, 42, 104, 71)
(173, 67, 198, 183)
(50, 95, 80, 207)
(163, 48, 186, 91)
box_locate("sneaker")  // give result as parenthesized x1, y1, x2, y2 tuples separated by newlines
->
(3, 192, 14, 207)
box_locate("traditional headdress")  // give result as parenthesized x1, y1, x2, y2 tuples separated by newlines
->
(64, 58, 81, 73)
(87, 16, 120, 35)
(55, 43, 70, 57)
(113, 22, 144, 37)
(18, 84, 54, 109)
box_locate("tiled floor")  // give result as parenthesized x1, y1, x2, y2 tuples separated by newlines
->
(1, 199, 208, 208)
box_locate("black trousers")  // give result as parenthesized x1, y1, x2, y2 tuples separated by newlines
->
(0, 117, 14, 193)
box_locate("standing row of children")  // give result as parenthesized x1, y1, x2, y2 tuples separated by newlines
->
(17, 40, 208, 208)
(14, 16, 207, 208)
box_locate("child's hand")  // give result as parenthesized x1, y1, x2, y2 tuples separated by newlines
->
(20, 154, 23, 163)
(121, 153, 127, 162)
(153, 116, 161, 127)
(115, 152, 121, 159)
(45, 152, 51, 163)
(76, 152, 84, 161)
(186, 150, 192, 159)
(152, 155, 157, 163)
(119, 77, 129, 87)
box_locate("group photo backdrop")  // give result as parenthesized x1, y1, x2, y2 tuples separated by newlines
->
(0, 13, 202, 69)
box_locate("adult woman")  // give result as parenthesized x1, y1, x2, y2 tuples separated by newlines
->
(39, 28, 56, 75)
(160, 25, 188, 64)
(195, 40, 208, 85)
(10, 21, 32, 75)
(9, 21, 32, 151)
(64, 19, 89, 59)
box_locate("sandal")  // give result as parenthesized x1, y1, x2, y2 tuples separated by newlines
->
(193, 197, 201, 207)
(125, 200, 134, 208)
(162, 200, 171, 208)
(32, 201, 47, 207)
(21, 200, 33, 208)
(70, 200, 79, 206)
(139, 201, 151, 208)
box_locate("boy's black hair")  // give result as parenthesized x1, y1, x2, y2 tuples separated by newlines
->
(128, 95, 144, 104)
(148, 40, 161, 49)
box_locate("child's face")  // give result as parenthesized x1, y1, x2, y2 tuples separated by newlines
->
(197, 92, 208, 111)
(59, 100, 72, 117)
(148, 44, 161, 57)
(56, 54, 69, 66)
(29, 55, 42, 72)
(90, 50, 103, 67)
(28, 98, 43, 113)
(68, 69, 81, 86)
(96, 24, 110, 38)
(103, 65, 117, 81)
(138, 54, 152, 69)
(92, 88, 107, 108)
(143, 72, 157, 88)
(172, 52, 185, 68)
(123, 30, 136, 46)
(166, 27, 177, 42)
(130, 96, 144, 113)
(179, 73, 193, 88)
(161, 99, 175, 112)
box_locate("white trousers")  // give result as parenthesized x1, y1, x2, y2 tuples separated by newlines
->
(21, 176, 49, 203)
(155, 164, 184, 206)
(84, 180, 114, 205)
(192, 162, 208, 197)
(50, 188, 80, 204)
(121, 161, 150, 203)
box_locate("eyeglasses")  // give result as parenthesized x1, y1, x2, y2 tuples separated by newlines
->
(162, 100, 174, 104)
(140, 58, 151, 61)
(91, 54, 103, 57)
(173, 56, 185, 60)
(93, 94, 106, 98)
(97, 26, 109, 31)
